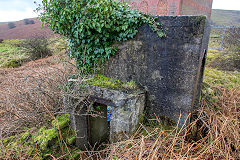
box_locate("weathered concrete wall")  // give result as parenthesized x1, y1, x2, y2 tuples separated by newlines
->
(124, 0, 213, 18)
(103, 16, 210, 126)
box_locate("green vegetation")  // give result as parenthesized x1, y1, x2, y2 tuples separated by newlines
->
(84, 74, 137, 89)
(0, 114, 80, 159)
(204, 48, 240, 89)
(204, 67, 240, 89)
(52, 114, 71, 129)
(0, 39, 27, 67)
(38, 0, 165, 73)
(211, 9, 240, 26)
(0, 38, 66, 68)
(18, 37, 52, 60)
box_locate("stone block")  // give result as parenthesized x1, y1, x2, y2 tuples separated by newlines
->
(64, 81, 145, 150)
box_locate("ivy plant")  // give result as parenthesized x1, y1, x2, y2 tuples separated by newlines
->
(37, 0, 165, 73)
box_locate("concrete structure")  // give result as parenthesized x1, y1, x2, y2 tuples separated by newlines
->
(64, 84, 145, 150)
(103, 16, 210, 127)
(64, 16, 210, 149)
(124, 0, 213, 18)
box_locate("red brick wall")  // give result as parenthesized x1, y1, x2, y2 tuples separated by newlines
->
(124, 0, 212, 18)
(180, 0, 213, 18)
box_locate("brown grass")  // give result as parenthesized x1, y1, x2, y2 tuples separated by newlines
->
(0, 51, 76, 137)
(84, 88, 240, 160)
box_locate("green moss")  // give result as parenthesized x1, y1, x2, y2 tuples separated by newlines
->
(70, 149, 81, 159)
(0, 114, 78, 159)
(138, 113, 145, 124)
(6, 140, 21, 150)
(26, 146, 34, 155)
(1, 138, 8, 145)
(2, 59, 21, 68)
(66, 136, 76, 145)
(21, 131, 30, 141)
(1, 136, 16, 145)
(34, 128, 58, 151)
(84, 74, 137, 90)
(52, 114, 70, 129)
(125, 80, 137, 89)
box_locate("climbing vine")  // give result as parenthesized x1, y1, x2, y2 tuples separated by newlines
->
(38, 0, 165, 72)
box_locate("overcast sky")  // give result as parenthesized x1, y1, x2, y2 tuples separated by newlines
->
(0, 0, 240, 22)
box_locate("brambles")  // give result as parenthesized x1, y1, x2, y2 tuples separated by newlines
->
(37, 0, 165, 73)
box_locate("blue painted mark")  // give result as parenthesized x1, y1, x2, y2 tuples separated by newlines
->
(107, 106, 113, 122)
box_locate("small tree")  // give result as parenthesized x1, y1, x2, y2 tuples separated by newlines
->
(8, 22, 16, 29)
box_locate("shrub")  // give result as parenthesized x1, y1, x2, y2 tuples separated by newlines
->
(24, 19, 35, 25)
(8, 22, 16, 29)
(18, 36, 52, 60)
(0, 39, 3, 43)
(29, 20, 35, 24)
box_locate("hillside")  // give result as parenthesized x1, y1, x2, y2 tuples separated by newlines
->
(0, 18, 55, 40)
(211, 9, 240, 26)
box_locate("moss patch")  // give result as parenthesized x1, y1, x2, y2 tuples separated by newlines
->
(1, 114, 80, 159)
(52, 113, 70, 129)
(84, 74, 137, 90)
(2, 59, 21, 68)
(34, 128, 58, 151)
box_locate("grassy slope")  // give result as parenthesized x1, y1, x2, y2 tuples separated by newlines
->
(0, 39, 27, 67)
(211, 9, 240, 26)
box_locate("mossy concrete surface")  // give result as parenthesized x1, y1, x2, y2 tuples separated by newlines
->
(64, 78, 146, 150)
(83, 74, 138, 90)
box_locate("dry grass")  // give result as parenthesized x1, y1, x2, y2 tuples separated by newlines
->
(0, 50, 76, 137)
(83, 88, 239, 160)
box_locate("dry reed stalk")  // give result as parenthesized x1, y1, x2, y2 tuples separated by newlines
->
(84, 87, 239, 160)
